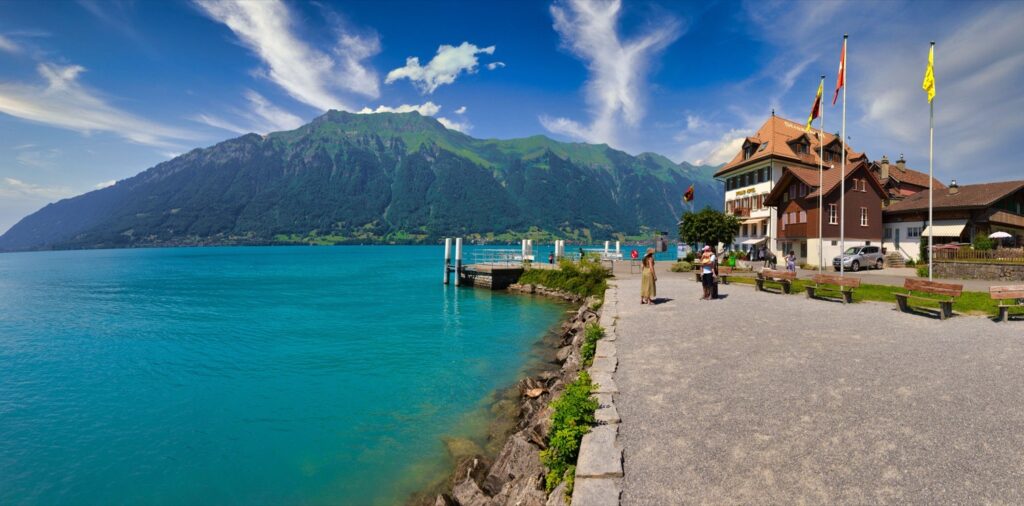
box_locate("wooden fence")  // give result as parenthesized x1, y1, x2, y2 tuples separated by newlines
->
(933, 247, 1024, 263)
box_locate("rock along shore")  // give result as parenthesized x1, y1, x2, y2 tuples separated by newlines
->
(424, 283, 600, 506)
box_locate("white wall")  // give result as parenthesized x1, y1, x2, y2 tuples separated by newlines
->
(883, 220, 928, 261)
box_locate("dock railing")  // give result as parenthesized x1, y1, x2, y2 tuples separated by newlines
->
(469, 249, 532, 266)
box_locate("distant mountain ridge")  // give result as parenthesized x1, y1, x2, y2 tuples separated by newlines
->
(0, 111, 723, 251)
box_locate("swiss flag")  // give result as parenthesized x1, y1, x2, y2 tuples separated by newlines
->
(832, 36, 846, 106)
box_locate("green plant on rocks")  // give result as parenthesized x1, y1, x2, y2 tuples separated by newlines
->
(540, 371, 598, 494)
(519, 257, 610, 298)
(579, 323, 603, 368)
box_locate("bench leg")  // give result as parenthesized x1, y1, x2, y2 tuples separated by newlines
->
(805, 286, 815, 299)
(755, 279, 763, 291)
(998, 306, 1008, 322)
(782, 282, 791, 294)
(939, 301, 952, 320)
(722, 276, 729, 285)
(896, 295, 909, 313)
(843, 291, 853, 304)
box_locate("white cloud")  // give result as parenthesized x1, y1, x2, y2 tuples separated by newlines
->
(0, 34, 20, 53)
(454, 106, 467, 114)
(487, 62, 505, 70)
(357, 102, 441, 116)
(195, 89, 306, 135)
(0, 177, 74, 201)
(386, 42, 495, 94)
(542, 0, 681, 147)
(94, 179, 117, 190)
(0, 62, 198, 148)
(436, 116, 471, 133)
(194, 0, 380, 111)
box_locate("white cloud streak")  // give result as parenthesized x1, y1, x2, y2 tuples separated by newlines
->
(356, 101, 470, 132)
(0, 34, 20, 53)
(0, 63, 198, 148)
(195, 90, 306, 135)
(0, 177, 74, 201)
(542, 0, 681, 147)
(194, 0, 381, 111)
(454, 106, 467, 114)
(94, 179, 117, 190)
(487, 62, 505, 70)
(386, 42, 495, 94)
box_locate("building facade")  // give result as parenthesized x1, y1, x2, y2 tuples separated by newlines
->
(883, 180, 1024, 261)
(715, 114, 867, 263)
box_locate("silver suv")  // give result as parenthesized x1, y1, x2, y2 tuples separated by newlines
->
(833, 245, 884, 271)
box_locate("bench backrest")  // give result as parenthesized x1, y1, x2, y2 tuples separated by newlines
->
(811, 273, 861, 288)
(990, 284, 1024, 300)
(762, 269, 796, 280)
(904, 278, 963, 297)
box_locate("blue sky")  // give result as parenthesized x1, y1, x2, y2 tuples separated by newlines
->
(1, 0, 1023, 233)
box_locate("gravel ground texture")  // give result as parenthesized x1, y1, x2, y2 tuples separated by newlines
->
(612, 271, 1024, 505)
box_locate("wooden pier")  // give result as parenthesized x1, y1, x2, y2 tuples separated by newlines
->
(443, 237, 622, 290)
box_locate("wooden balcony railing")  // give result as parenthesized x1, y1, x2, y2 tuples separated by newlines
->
(778, 223, 808, 238)
(730, 207, 751, 217)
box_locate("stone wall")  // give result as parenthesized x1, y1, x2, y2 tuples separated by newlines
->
(934, 261, 1024, 281)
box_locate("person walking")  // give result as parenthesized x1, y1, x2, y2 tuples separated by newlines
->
(700, 245, 717, 300)
(786, 251, 797, 272)
(640, 248, 657, 304)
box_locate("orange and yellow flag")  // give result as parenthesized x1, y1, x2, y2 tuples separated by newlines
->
(806, 78, 824, 132)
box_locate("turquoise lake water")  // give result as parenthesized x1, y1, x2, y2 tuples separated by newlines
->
(0, 246, 569, 505)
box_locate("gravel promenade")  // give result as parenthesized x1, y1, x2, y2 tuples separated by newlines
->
(611, 271, 1024, 505)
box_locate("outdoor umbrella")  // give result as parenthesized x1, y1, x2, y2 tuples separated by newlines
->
(989, 231, 1012, 239)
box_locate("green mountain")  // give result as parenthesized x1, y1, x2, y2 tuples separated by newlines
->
(0, 111, 722, 251)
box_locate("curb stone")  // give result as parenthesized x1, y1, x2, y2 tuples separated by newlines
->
(571, 477, 622, 506)
(575, 425, 623, 478)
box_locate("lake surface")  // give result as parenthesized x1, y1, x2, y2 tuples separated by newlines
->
(0, 246, 569, 505)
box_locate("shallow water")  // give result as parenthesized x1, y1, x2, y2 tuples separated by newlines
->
(0, 246, 567, 505)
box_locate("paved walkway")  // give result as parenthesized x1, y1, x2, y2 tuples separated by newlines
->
(609, 272, 1024, 505)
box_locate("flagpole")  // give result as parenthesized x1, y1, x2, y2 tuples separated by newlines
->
(928, 41, 935, 280)
(840, 34, 847, 277)
(818, 75, 825, 273)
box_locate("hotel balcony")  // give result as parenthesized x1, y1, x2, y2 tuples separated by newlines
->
(730, 207, 751, 217)
(778, 223, 808, 238)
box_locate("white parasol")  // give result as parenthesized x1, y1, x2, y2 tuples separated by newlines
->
(989, 231, 1012, 239)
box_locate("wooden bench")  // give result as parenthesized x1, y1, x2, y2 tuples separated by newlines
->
(755, 269, 796, 294)
(805, 273, 861, 303)
(990, 284, 1024, 322)
(894, 278, 963, 320)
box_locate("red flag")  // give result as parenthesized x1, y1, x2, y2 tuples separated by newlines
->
(832, 35, 847, 106)
(683, 184, 694, 202)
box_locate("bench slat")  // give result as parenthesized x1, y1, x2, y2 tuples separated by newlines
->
(990, 285, 1024, 299)
(811, 274, 861, 288)
(904, 278, 963, 297)
(761, 269, 796, 280)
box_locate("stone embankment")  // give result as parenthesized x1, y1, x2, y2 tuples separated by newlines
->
(432, 282, 618, 506)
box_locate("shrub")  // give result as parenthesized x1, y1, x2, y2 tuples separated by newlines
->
(580, 324, 603, 367)
(540, 371, 598, 492)
(684, 252, 697, 263)
(518, 257, 610, 298)
(919, 237, 929, 265)
(905, 259, 916, 267)
(972, 233, 994, 251)
(670, 261, 693, 272)
(916, 264, 929, 277)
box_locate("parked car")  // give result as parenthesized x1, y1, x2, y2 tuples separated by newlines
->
(833, 245, 884, 271)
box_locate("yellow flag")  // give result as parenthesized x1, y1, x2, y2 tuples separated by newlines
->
(922, 44, 936, 103)
(805, 78, 823, 132)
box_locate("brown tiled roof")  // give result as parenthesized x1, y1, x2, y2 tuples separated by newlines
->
(764, 161, 883, 206)
(715, 115, 866, 177)
(885, 180, 1024, 213)
(874, 161, 946, 190)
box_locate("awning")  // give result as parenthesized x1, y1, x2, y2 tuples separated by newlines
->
(742, 217, 767, 225)
(922, 220, 967, 237)
(741, 237, 767, 245)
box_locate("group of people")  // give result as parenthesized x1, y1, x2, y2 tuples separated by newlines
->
(639, 245, 721, 304)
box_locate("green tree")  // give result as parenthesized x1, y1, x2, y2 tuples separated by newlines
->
(678, 207, 741, 249)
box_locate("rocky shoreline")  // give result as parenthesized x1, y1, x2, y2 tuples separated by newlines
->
(424, 283, 600, 506)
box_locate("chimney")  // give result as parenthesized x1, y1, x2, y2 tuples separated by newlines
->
(880, 155, 890, 181)
(896, 153, 906, 172)
(948, 178, 959, 195)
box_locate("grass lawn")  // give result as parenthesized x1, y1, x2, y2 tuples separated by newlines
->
(722, 274, 1001, 317)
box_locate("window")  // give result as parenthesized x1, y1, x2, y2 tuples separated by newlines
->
(828, 204, 838, 224)
(794, 143, 808, 154)
(758, 142, 768, 152)
(831, 240, 838, 246)
(782, 212, 788, 229)
(860, 207, 868, 226)
(790, 211, 797, 224)
(798, 182, 807, 197)
(862, 179, 868, 192)
(789, 185, 797, 199)
(884, 227, 892, 239)
(908, 226, 921, 238)
(757, 169, 765, 183)
(799, 210, 807, 223)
